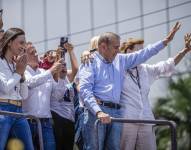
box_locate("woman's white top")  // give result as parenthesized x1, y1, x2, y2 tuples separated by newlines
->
(22, 65, 65, 118)
(120, 58, 175, 120)
(0, 58, 28, 100)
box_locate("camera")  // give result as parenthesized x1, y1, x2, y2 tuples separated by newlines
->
(60, 37, 68, 50)
(0, 9, 3, 17)
(59, 37, 68, 58)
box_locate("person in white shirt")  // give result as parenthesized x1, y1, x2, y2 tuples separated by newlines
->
(120, 32, 191, 150)
(22, 42, 65, 150)
(50, 42, 79, 150)
(0, 28, 34, 150)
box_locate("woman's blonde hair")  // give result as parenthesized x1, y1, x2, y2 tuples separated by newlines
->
(89, 35, 100, 49)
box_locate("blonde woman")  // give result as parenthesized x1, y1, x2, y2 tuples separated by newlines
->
(80, 35, 99, 64)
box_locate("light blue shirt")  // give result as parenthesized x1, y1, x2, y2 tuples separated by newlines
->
(79, 41, 164, 115)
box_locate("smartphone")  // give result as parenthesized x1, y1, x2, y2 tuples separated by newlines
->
(60, 37, 68, 49)
(59, 37, 68, 58)
(0, 9, 3, 17)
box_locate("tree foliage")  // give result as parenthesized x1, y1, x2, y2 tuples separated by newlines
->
(154, 74, 191, 150)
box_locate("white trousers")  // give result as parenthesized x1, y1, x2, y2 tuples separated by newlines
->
(120, 123, 157, 150)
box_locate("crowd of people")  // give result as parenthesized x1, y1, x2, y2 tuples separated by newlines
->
(0, 9, 191, 150)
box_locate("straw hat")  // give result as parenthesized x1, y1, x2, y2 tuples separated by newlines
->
(0, 28, 24, 56)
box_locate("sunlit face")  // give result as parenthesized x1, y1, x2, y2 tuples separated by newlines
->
(26, 43, 39, 67)
(100, 38, 120, 63)
(47, 51, 56, 63)
(126, 44, 143, 53)
(133, 44, 143, 52)
(8, 35, 26, 56)
(61, 61, 67, 74)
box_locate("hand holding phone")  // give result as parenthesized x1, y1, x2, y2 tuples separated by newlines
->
(59, 36, 68, 59)
(60, 37, 68, 50)
(0, 9, 3, 30)
(0, 9, 3, 17)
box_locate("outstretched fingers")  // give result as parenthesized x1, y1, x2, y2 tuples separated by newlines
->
(184, 33, 191, 50)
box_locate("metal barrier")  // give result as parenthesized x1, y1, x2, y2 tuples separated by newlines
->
(94, 118, 177, 150)
(0, 110, 44, 150)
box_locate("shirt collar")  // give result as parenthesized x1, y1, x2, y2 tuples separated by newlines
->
(95, 51, 112, 64)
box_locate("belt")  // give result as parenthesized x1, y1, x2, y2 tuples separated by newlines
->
(0, 98, 22, 107)
(96, 99, 121, 109)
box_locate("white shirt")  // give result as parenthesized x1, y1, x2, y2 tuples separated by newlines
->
(51, 77, 75, 122)
(120, 58, 175, 120)
(0, 58, 28, 100)
(22, 65, 65, 118)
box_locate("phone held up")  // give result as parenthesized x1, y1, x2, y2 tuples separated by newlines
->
(60, 36, 68, 58)
(0, 9, 3, 17)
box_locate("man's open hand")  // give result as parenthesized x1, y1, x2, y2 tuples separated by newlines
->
(184, 33, 191, 51)
(163, 22, 181, 45)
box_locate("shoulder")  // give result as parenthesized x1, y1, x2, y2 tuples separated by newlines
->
(139, 63, 148, 69)
(137, 64, 150, 73)
(79, 60, 97, 70)
(38, 68, 46, 73)
(0, 58, 5, 67)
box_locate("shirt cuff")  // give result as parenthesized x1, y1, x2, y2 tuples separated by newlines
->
(45, 70, 53, 80)
(91, 103, 102, 116)
(167, 58, 175, 65)
(167, 58, 176, 71)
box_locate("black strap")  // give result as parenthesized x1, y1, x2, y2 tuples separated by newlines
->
(127, 67, 141, 89)
(4, 58, 15, 74)
(4, 58, 18, 91)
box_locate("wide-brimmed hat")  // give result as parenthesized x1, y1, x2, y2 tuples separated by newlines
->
(0, 28, 24, 55)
